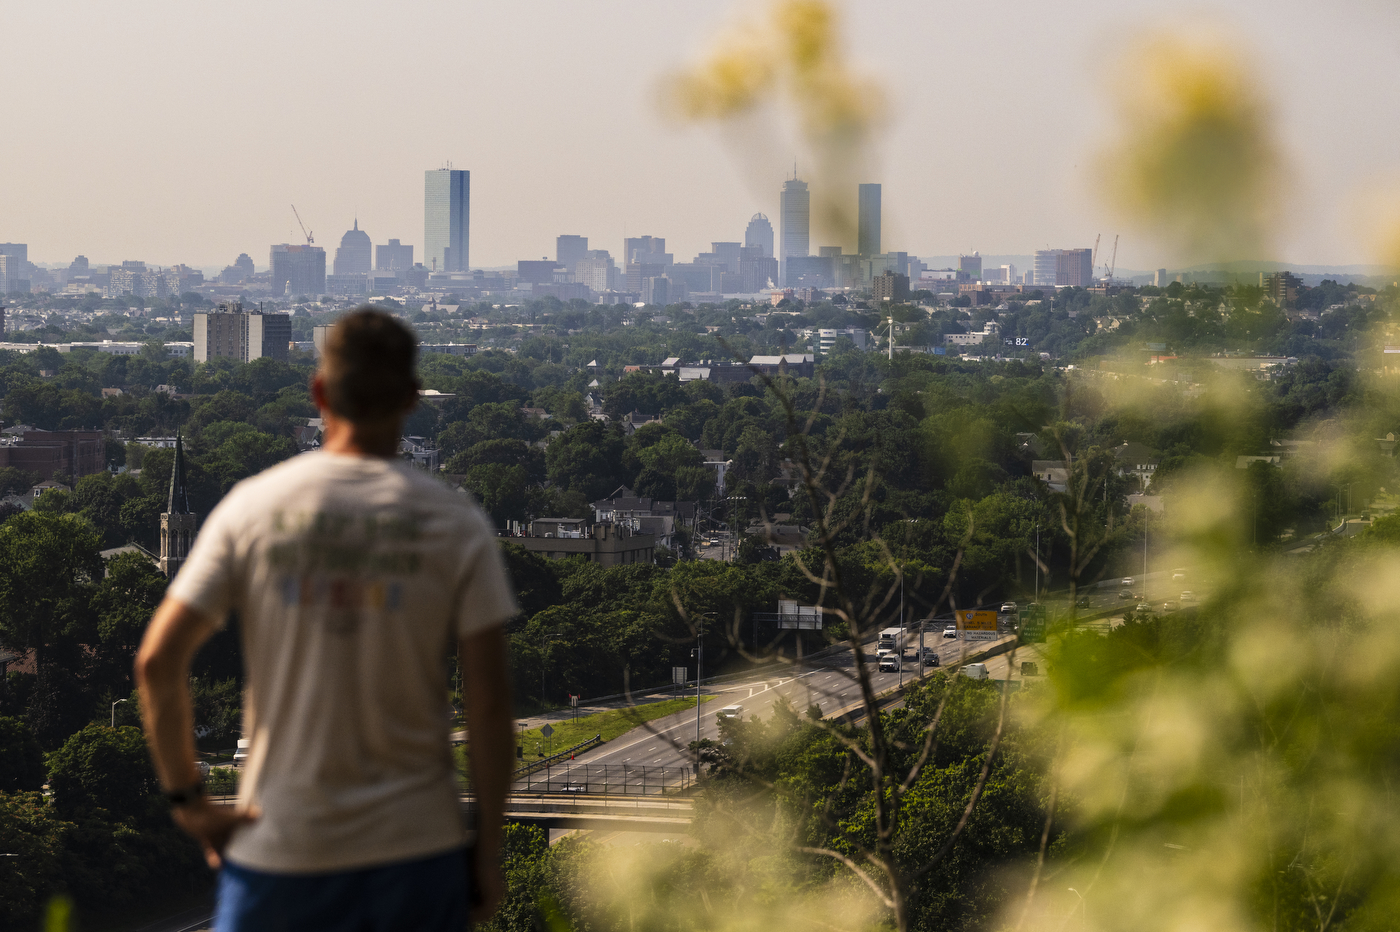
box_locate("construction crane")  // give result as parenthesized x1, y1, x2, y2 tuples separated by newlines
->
(291, 205, 314, 246)
(1106, 234, 1119, 282)
(1092, 234, 1101, 281)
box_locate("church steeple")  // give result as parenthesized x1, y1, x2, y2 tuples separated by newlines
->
(167, 434, 191, 515)
(159, 435, 197, 578)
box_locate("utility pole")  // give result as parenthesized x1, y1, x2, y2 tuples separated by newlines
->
(692, 630, 703, 775)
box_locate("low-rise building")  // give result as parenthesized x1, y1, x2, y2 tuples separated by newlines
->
(507, 519, 655, 567)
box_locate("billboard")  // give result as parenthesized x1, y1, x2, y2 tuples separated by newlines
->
(958, 609, 999, 640)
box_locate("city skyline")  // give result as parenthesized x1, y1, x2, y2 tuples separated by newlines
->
(2, 2, 1399, 271)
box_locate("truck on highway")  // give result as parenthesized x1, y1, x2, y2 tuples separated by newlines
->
(877, 627, 906, 653)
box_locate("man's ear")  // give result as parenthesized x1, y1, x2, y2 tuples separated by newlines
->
(310, 372, 329, 412)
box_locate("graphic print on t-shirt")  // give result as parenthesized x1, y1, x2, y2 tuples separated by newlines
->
(265, 508, 423, 636)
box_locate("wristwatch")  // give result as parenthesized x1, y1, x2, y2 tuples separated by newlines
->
(165, 782, 206, 807)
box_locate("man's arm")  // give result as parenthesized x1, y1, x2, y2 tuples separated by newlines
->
(135, 596, 255, 868)
(460, 625, 514, 923)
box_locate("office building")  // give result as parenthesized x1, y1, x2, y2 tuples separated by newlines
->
(1033, 248, 1094, 287)
(159, 436, 197, 579)
(1261, 271, 1303, 308)
(0, 244, 28, 294)
(375, 239, 413, 272)
(1155, 268, 1168, 287)
(624, 236, 670, 266)
(424, 168, 470, 272)
(270, 244, 326, 296)
(872, 270, 910, 302)
(745, 213, 774, 257)
(575, 251, 617, 292)
(194, 301, 291, 363)
(0, 429, 104, 481)
(333, 220, 372, 275)
(857, 184, 881, 257)
(959, 253, 982, 281)
(739, 248, 779, 292)
(517, 259, 562, 284)
(780, 176, 810, 284)
(556, 235, 589, 272)
(220, 253, 255, 284)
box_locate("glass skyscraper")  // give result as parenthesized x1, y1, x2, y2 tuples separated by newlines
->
(779, 177, 809, 286)
(424, 169, 470, 273)
(857, 184, 881, 257)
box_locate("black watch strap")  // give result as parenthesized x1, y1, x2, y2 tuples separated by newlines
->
(165, 782, 205, 807)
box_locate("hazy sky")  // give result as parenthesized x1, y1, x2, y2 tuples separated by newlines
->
(6, 1, 1400, 273)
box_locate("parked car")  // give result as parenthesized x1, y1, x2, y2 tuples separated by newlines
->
(1180, 590, 1196, 602)
(942, 625, 958, 639)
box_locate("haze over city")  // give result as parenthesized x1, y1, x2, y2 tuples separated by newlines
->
(5, 0, 1400, 272)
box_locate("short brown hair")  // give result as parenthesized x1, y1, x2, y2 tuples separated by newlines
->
(319, 308, 419, 421)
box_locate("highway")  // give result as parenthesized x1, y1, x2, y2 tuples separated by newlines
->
(560, 627, 1011, 773)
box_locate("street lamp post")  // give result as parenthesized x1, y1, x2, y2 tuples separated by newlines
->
(111, 698, 128, 728)
(691, 632, 703, 775)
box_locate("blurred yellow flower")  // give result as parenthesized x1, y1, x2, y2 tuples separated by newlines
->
(1100, 32, 1285, 265)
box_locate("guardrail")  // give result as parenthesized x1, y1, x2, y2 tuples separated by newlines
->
(512, 735, 604, 780)
(514, 762, 694, 796)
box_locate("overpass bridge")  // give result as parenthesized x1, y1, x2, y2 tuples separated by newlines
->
(463, 793, 694, 833)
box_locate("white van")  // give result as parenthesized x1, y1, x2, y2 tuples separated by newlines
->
(716, 705, 744, 721)
(233, 738, 250, 763)
(961, 663, 990, 680)
(878, 655, 900, 672)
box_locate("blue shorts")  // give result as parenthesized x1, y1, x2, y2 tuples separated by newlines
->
(214, 848, 468, 932)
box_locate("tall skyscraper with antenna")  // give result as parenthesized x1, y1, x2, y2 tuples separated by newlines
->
(424, 167, 470, 273)
(779, 172, 809, 286)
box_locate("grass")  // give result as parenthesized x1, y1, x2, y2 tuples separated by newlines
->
(515, 695, 716, 760)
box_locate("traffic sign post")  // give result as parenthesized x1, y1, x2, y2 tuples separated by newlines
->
(540, 722, 554, 757)
(959, 610, 999, 641)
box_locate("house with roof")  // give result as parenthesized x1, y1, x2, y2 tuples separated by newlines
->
(1113, 442, 1160, 490)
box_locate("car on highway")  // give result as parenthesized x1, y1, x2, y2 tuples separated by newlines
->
(1172, 569, 1187, 582)
(942, 625, 958, 639)
(1118, 589, 1137, 600)
(999, 602, 1018, 615)
(1076, 595, 1092, 607)
(1121, 577, 1135, 586)
(961, 662, 990, 680)
(1180, 590, 1196, 602)
(1161, 600, 1179, 612)
(878, 654, 901, 672)
(923, 651, 940, 667)
(717, 705, 744, 721)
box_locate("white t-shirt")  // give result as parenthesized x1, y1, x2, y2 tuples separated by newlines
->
(169, 451, 517, 874)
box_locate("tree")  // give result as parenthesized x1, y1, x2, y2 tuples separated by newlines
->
(0, 512, 103, 745)
(0, 715, 45, 792)
(46, 723, 159, 822)
(545, 420, 627, 501)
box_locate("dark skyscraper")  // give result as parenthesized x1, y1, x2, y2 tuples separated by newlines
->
(376, 239, 413, 271)
(333, 220, 372, 275)
(745, 213, 774, 257)
(424, 168, 469, 272)
(780, 176, 810, 285)
(556, 235, 589, 271)
(858, 184, 881, 257)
